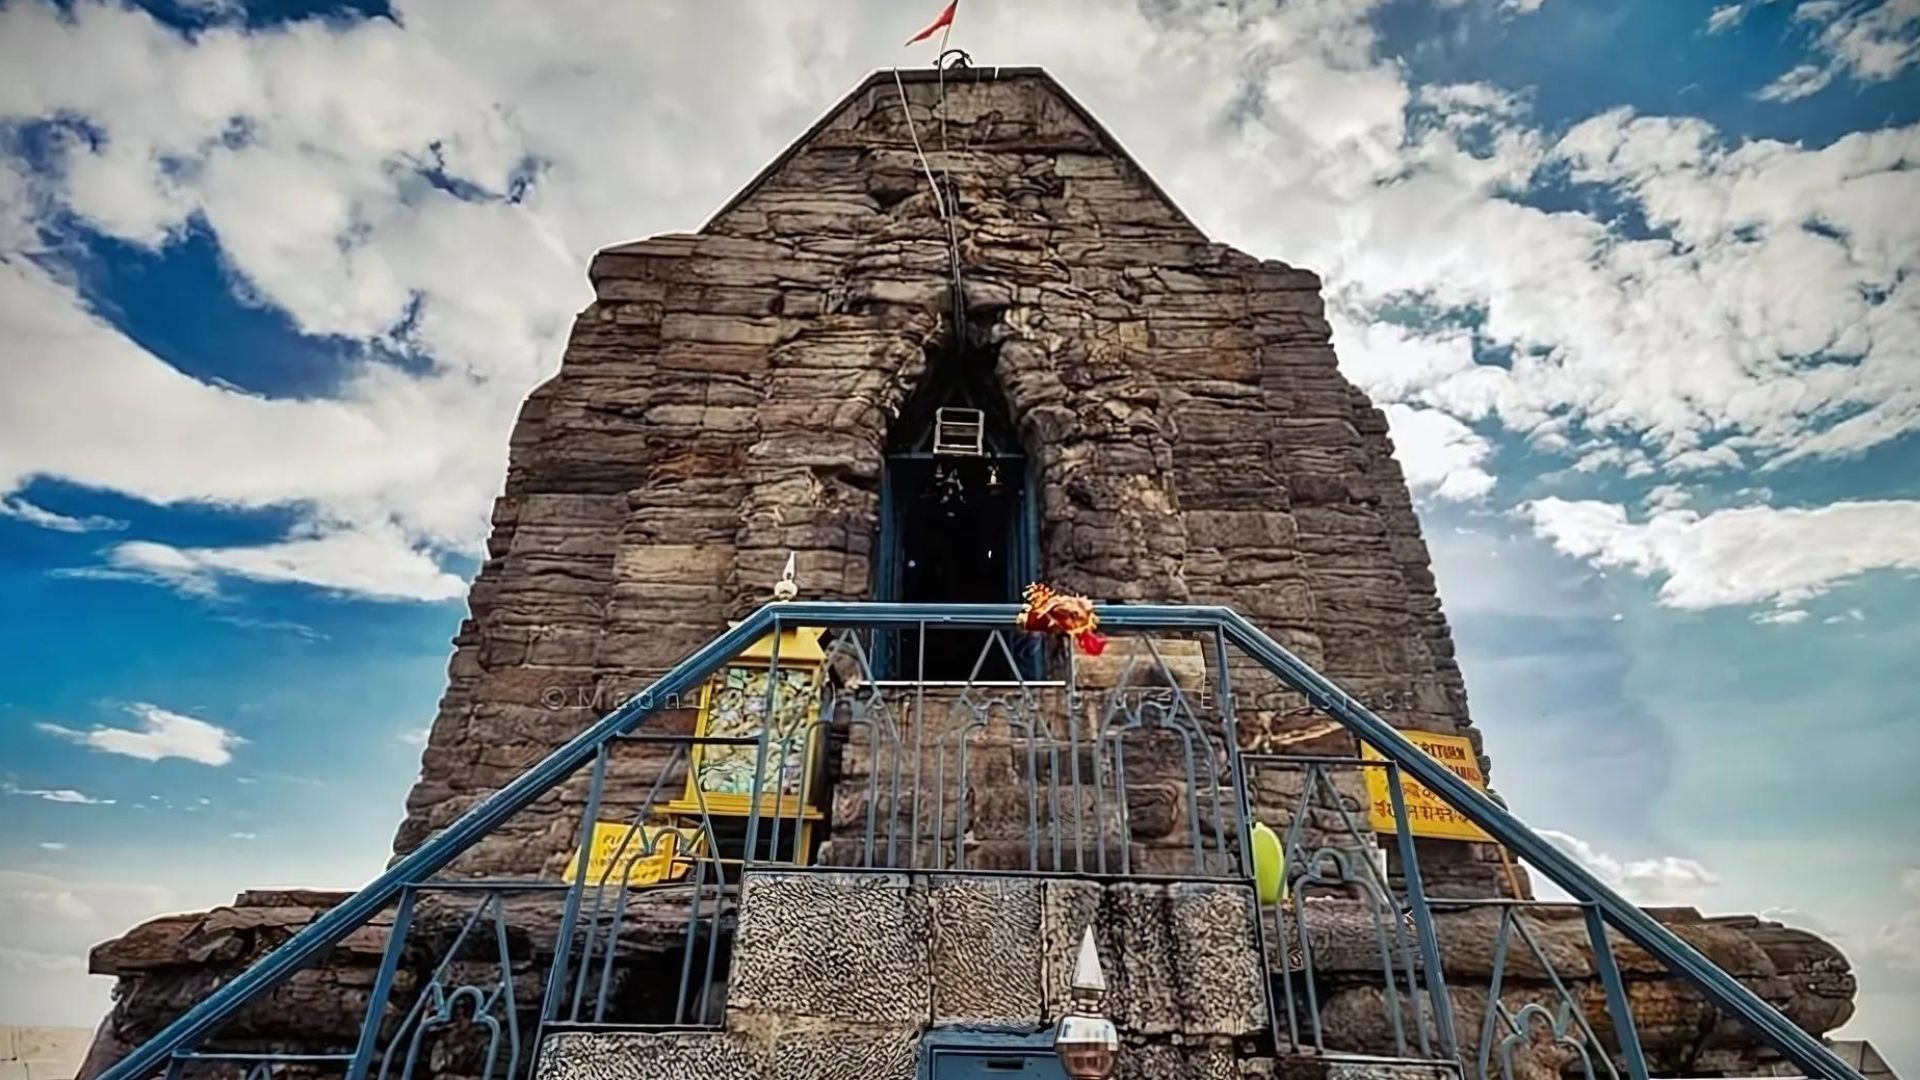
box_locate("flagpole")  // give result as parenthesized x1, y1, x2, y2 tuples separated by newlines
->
(937, 0, 956, 58)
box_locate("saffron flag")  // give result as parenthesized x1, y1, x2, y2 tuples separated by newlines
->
(905, 0, 958, 45)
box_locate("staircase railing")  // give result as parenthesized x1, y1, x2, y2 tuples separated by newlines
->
(93, 602, 1863, 1080)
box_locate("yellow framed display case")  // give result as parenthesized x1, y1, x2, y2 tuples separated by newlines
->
(661, 624, 829, 863)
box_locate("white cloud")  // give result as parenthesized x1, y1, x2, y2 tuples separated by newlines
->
(1795, 0, 1920, 82)
(1762, 906, 1844, 938)
(0, 945, 86, 975)
(38, 842, 69, 851)
(1327, 98, 1917, 482)
(1754, 608, 1809, 625)
(1416, 81, 1527, 120)
(1333, 315, 1488, 409)
(2, 784, 114, 806)
(1572, 445, 1655, 478)
(212, 614, 327, 641)
(1383, 403, 1496, 502)
(0, 870, 175, 1027)
(0, 261, 478, 521)
(1523, 498, 1920, 612)
(1536, 111, 1920, 466)
(38, 702, 244, 766)
(0, 871, 173, 943)
(1538, 829, 1720, 906)
(228, 831, 257, 841)
(1757, 62, 1834, 101)
(0, 496, 126, 533)
(1707, 4, 1747, 33)
(0, 158, 41, 251)
(1871, 869, 1920, 973)
(1435, 0, 1549, 13)
(1642, 484, 1691, 513)
(76, 525, 467, 603)
(4, 257, 497, 600)
(1744, 0, 1920, 102)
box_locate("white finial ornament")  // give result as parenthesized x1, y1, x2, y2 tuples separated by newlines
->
(1071, 925, 1107, 995)
(1054, 925, 1119, 1078)
(773, 551, 798, 602)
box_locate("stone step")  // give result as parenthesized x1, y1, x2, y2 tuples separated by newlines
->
(1272, 1054, 1462, 1080)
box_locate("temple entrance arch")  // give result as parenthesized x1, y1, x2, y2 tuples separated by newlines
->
(874, 344, 1039, 681)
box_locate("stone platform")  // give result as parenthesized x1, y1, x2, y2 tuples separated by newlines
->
(79, 880, 1854, 1080)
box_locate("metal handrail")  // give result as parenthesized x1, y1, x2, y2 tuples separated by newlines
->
(95, 602, 1862, 1080)
(1214, 608, 1859, 1080)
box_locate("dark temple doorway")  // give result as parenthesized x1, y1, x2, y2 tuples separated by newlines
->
(875, 346, 1039, 681)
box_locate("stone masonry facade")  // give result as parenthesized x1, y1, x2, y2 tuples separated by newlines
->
(395, 66, 1506, 894)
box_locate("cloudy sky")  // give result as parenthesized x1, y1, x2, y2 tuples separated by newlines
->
(1, 0, 1917, 1067)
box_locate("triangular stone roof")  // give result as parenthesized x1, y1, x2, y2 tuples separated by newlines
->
(699, 65, 1197, 232)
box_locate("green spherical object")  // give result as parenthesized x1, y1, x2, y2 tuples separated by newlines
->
(1251, 821, 1286, 906)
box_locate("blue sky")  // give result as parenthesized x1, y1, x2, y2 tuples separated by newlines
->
(2, 0, 1918, 1068)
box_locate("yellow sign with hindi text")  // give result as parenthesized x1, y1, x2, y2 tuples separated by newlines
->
(563, 821, 703, 887)
(1362, 731, 1492, 842)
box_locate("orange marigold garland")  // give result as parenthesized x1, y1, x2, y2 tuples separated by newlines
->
(1015, 582, 1108, 656)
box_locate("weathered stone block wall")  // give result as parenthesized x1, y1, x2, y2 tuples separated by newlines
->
(1295, 902, 1854, 1077)
(396, 67, 1499, 892)
(818, 675, 1252, 879)
(536, 869, 1269, 1080)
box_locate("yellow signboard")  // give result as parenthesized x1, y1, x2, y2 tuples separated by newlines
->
(1362, 731, 1492, 842)
(563, 821, 704, 887)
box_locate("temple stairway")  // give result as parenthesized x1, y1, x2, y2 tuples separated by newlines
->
(78, 604, 1866, 1080)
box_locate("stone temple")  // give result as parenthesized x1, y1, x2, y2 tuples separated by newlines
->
(80, 68, 1858, 1080)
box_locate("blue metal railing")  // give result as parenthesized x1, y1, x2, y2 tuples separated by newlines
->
(1211, 605, 1855, 1080)
(1246, 752, 1456, 1061)
(95, 603, 1862, 1080)
(1243, 747, 1662, 1079)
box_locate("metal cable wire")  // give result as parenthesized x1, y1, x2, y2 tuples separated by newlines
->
(891, 65, 969, 351)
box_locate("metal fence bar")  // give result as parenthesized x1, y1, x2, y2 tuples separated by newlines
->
(1478, 907, 1516, 1080)
(1383, 759, 1459, 1058)
(1584, 903, 1652, 1080)
(752, 622, 786, 866)
(545, 743, 610, 1024)
(345, 886, 415, 1080)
